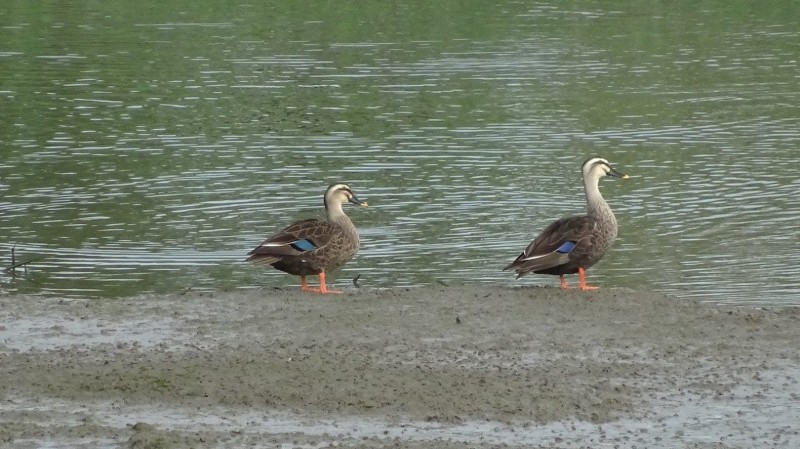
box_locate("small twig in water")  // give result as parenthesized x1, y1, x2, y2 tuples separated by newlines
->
(5, 245, 40, 275)
(352, 274, 361, 288)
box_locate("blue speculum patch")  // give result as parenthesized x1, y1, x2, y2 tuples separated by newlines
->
(290, 239, 317, 252)
(556, 241, 576, 254)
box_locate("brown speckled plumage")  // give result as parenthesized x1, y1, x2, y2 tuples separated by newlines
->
(247, 183, 366, 293)
(505, 157, 628, 290)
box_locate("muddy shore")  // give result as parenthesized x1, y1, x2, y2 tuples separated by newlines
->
(1, 285, 799, 448)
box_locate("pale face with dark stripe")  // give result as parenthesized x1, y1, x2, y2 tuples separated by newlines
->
(324, 183, 366, 209)
(582, 157, 627, 181)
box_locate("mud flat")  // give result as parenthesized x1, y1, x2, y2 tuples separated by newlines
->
(1, 285, 799, 448)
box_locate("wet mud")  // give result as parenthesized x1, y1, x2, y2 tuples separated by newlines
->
(1, 285, 799, 448)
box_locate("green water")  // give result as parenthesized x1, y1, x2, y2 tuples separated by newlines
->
(1, 1, 798, 302)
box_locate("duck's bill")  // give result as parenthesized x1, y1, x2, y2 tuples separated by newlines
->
(609, 167, 630, 179)
(350, 196, 368, 207)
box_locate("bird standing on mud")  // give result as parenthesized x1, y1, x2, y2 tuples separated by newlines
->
(247, 183, 367, 294)
(505, 157, 628, 290)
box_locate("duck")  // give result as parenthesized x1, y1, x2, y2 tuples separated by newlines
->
(504, 157, 628, 290)
(246, 183, 367, 294)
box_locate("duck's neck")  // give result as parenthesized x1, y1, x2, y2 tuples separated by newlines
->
(326, 201, 356, 229)
(584, 176, 616, 224)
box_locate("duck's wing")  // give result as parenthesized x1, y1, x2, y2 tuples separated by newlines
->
(246, 219, 339, 263)
(504, 215, 597, 275)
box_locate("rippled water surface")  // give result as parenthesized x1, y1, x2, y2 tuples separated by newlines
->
(1, 1, 798, 303)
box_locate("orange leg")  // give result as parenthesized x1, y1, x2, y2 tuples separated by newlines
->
(559, 275, 570, 289)
(299, 275, 321, 293)
(317, 271, 341, 294)
(577, 267, 598, 291)
(299, 272, 341, 294)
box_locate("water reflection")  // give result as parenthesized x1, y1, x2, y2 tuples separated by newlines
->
(1, 1, 799, 303)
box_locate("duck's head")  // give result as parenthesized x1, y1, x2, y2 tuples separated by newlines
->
(324, 183, 368, 209)
(582, 157, 629, 181)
